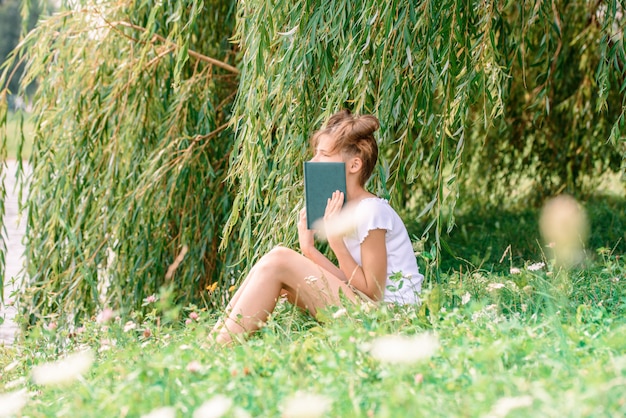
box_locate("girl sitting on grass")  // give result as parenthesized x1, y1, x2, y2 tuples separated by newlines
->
(210, 110, 423, 345)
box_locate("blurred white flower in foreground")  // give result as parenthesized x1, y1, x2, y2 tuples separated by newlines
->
(527, 262, 545, 271)
(96, 307, 114, 324)
(485, 395, 533, 418)
(141, 406, 176, 418)
(369, 333, 439, 364)
(3, 360, 19, 372)
(186, 360, 203, 373)
(312, 203, 369, 241)
(539, 194, 589, 268)
(0, 389, 28, 417)
(31, 349, 94, 386)
(282, 392, 332, 418)
(192, 395, 233, 418)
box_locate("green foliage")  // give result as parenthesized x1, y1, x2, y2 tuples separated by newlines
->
(463, 1, 626, 205)
(1, 0, 240, 325)
(0, 254, 625, 417)
(4, 111, 34, 159)
(228, 0, 626, 266)
(0, 0, 625, 327)
(0, 0, 42, 99)
(425, 194, 626, 274)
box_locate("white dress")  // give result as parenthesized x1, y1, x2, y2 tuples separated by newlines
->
(342, 198, 424, 304)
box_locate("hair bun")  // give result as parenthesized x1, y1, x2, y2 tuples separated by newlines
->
(326, 110, 380, 138)
(352, 114, 380, 137)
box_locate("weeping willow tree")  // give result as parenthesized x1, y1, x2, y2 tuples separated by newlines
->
(225, 0, 625, 267)
(1, 0, 240, 325)
(1, 0, 624, 326)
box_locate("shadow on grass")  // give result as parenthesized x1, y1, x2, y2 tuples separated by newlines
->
(411, 194, 626, 274)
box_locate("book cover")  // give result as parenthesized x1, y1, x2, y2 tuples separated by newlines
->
(304, 161, 346, 229)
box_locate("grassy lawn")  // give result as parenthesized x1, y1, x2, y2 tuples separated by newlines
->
(3, 111, 34, 160)
(0, 248, 624, 417)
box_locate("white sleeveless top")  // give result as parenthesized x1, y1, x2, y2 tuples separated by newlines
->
(342, 198, 423, 304)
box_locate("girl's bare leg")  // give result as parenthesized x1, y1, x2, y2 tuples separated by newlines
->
(209, 264, 297, 336)
(210, 246, 356, 345)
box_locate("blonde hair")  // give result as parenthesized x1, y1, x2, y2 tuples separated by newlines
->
(311, 110, 380, 185)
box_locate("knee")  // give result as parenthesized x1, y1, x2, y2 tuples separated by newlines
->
(256, 246, 298, 275)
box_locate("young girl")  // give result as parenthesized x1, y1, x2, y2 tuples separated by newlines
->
(210, 110, 423, 345)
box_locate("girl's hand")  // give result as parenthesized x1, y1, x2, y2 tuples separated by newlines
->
(324, 191, 345, 244)
(298, 207, 315, 257)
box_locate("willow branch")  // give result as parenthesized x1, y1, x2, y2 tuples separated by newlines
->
(1, 53, 28, 95)
(110, 21, 240, 75)
(192, 122, 230, 144)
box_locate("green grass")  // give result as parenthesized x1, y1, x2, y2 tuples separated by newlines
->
(0, 252, 624, 417)
(416, 194, 626, 275)
(3, 111, 34, 160)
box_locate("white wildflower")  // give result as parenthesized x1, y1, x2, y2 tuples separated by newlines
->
(509, 267, 521, 275)
(473, 304, 501, 322)
(31, 350, 94, 386)
(369, 333, 439, 364)
(332, 308, 347, 319)
(141, 406, 176, 418)
(487, 282, 505, 291)
(99, 338, 116, 353)
(123, 321, 137, 332)
(0, 389, 28, 417)
(282, 392, 332, 418)
(485, 395, 533, 418)
(193, 395, 233, 418)
(304, 276, 318, 285)
(461, 292, 471, 305)
(527, 262, 545, 271)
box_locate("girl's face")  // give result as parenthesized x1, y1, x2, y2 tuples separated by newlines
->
(310, 133, 343, 162)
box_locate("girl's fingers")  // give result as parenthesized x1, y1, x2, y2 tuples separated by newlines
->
(325, 191, 344, 216)
(332, 191, 344, 209)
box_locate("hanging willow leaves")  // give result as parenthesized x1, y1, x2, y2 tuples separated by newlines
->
(0, 0, 624, 326)
(1, 0, 240, 325)
(227, 0, 624, 265)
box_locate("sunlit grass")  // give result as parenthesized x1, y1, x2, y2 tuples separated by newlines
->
(0, 252, 624, 417)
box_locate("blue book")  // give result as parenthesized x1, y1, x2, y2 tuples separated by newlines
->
(304, 161, 346, 229)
